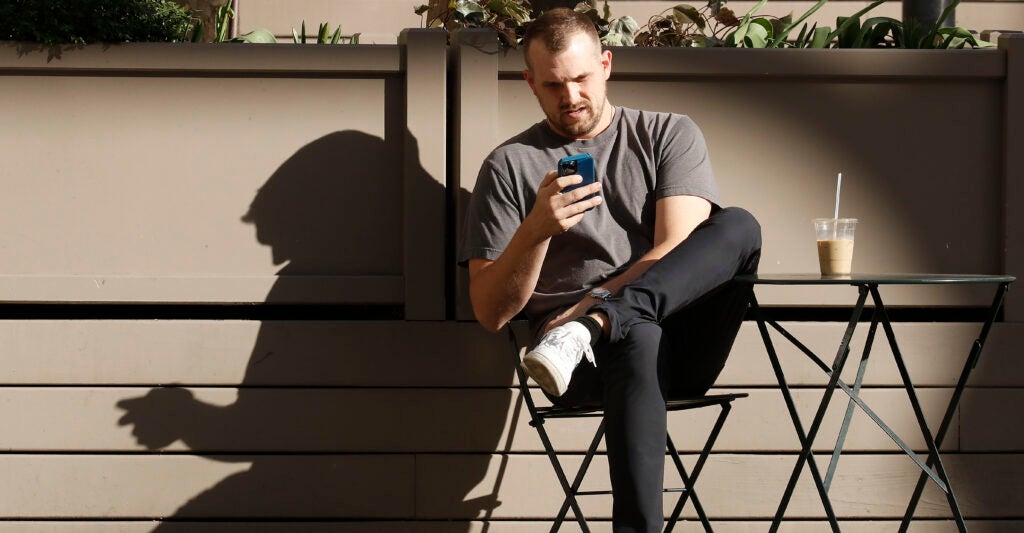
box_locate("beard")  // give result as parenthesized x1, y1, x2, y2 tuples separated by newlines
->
(546, 98, 606, 139)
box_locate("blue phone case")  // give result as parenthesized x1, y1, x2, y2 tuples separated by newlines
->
(558, 153, 596, 201)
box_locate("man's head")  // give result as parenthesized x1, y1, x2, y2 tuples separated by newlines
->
(523, 8, 613, 140)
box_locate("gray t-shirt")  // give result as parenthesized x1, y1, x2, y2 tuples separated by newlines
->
(458, 106, 720, 335)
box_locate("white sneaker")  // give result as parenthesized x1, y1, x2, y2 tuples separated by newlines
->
(522, 321, 595, 397)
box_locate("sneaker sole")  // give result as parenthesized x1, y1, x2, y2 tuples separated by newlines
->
(521, 353, 567, 397)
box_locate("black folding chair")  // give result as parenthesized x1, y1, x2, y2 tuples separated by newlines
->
(507, 326, 746, 532)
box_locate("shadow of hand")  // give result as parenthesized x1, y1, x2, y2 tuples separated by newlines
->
(117, 387, 198, 450)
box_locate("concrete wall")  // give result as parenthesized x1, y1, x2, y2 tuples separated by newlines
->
(0, 31, 1022, 531)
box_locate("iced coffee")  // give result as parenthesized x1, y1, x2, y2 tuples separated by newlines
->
(814, 218, 858, 275)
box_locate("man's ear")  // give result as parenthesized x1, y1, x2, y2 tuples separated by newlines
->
(524, 68, 537, 95)
(601, 49, 613, 80)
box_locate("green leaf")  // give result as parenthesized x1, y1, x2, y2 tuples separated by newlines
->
(752, 17, 774, 37)
(673, 4, 705, 30)
(291, 27, 300, 44)
(456, 1, 485, 17)
(921, 0, 962, 48)
(810, 25, 832, 47)
(744, 21, 769, 47)
(331, 25, 343, 44)
(861, 17, 899, 47)
(301, 20, 307, 44)
(794, 22, 809, 48)
(318, 22, 329, 44)
(233, 29, 277, 44)
(825, 0, 886, 46)
(414, 5, 431, 16)
(936, 26, 979, 49)
(775, 0, 827, 45)
(769, 14, 791, 45)
(729, 0, 768, 46)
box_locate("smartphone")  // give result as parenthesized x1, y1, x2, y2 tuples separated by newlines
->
(557, 153, 597, 203)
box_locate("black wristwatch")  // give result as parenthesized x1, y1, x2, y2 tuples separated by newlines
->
(587, 287, 613, 301)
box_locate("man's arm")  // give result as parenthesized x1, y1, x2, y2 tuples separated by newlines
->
(543, 194, 711, 332)
(468, 170, 603, 332)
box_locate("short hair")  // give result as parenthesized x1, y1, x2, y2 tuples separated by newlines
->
(522, 8, 600, 69)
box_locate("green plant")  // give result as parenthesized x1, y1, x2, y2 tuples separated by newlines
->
(416, 0, 637, 47)
(635, 0, 992, 49)
(576, 1, 639, 46)
(188, 1, 233, 42)
(416, 0, 534, 46)
(292, 21, 360, 44)
(1, 0, 198, 46)
(824, 0, 993, 48)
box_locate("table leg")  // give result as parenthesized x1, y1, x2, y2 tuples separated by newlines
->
(870, 286, 966, 531)
(825, 315, 880, 492)
(898, 282, 1009, 533)
(757, 286, 869, 531)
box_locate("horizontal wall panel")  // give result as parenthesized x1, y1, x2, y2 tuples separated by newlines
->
(0, 321, 1020, 388)
(0, 275, 402, 304)
(960, 389, 1024, 451)
(0, 521, 1022, 532)
(0, 74, 404, 299)
(0, 387, 979, 453)
(417, 453, 1024, 519)
(0, 455, 413, 519)
(0, 321, 513, 387)
(0, 454, 1015, 519)
(722, 322, 1024, 388)
(0, 42, 402, 74)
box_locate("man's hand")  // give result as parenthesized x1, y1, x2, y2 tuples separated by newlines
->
(525, 170, 602, 240)
(544, 295, 599, 333)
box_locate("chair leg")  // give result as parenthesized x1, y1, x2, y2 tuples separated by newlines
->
(537, 417, 604, 533)
(665, 402, 734, 533)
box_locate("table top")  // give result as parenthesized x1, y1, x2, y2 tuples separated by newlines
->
(736, 273, 1016, 285)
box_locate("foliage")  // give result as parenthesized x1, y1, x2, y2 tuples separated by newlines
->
(416, 0, 534, 47)
(416, 0, 637, 47)
(415, 0, 993, 49)
(635, 0, 993, 49)
(0, 0, 198, 46)
(292, 21, 360, 44)
(820, 0, 993, 48)
(195, 4, 358, 45)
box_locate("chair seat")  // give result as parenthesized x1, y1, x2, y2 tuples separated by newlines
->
(537, 392, 748, 419)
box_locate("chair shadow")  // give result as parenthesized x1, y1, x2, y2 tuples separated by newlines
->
(114, 130, 512, 529)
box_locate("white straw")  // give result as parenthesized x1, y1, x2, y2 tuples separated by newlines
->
(834, 172, 842, 220)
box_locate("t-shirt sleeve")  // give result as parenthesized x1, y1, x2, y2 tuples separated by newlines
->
(653, 115, 720, 207)
(457, 158, 522, 267)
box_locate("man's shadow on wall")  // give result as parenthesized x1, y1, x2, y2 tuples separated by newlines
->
(114, 130, 512, 529)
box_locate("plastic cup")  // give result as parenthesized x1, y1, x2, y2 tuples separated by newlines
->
(814, 218, 857, 275)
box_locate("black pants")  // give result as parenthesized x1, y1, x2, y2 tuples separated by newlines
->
(552, 206, 762, 532)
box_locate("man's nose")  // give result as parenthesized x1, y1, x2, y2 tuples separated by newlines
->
(564, 82, 582, 102)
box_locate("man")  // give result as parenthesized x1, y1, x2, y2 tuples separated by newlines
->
(457, 8, 761, 532)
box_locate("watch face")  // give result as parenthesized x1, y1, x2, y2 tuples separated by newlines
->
(589, 288, 612, 300)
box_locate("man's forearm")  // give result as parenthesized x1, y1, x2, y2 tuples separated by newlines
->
(469, 221, 551, 332)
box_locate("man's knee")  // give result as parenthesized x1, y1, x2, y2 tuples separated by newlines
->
(714, 207, 762, 260)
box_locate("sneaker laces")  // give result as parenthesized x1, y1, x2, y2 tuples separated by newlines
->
(539, 323, 596, 367)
